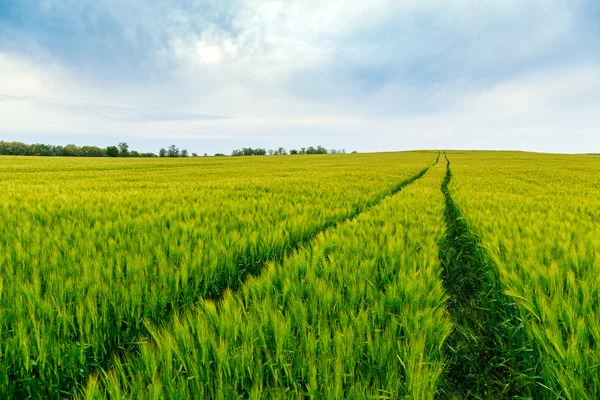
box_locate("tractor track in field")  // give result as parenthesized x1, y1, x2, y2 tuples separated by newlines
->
(203, 153, 440, 305)
(438, 153, 534, 399)
(73, 155, 440, 397)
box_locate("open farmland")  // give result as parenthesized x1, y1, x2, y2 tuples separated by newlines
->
(1, 151, 599, 399)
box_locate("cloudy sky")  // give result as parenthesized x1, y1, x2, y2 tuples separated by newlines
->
(0, 0, 598, 154)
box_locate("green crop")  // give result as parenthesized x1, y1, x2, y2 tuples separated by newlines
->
(84, 154, 451, 399)
(449, 151, 600, 399)
(0, 152, 432, 398)
(2, 150, 599, 399)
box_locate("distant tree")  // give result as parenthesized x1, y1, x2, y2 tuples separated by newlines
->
(0, 141, 29, 155)
(159, 148, 167, 157)
(117, 142, 129, 157)
(268, 149, 274, 156)
(204, 153, 208, 157)
(80, 146, 105, 157)
(30, 143, 53, 156)
(280, 145, 329, 155)
(316, 145, 328, 154)
(167, 145, 179, 157)
(62, 144, 81, 156)
(232, 147, 267, 156)
(53, 145, 65, 156)
(181, 149, 189, 157)
(105, 146, 119, 157)
(129, 150, 140, 157)
(192, 152, 198, 157)
(214, 153, 226, 156)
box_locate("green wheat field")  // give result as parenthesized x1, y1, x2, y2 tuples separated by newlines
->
(1, 151, 598, 399)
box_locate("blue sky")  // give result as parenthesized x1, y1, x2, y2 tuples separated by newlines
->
(0, 0, 599, 154)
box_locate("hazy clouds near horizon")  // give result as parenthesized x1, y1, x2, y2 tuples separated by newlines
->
(0, 1, 599, 154)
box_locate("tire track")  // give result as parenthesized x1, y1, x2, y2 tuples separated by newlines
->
(204, 154, 439, 303)
(75, 155, 440, 397)
(438, 153, 535, 399)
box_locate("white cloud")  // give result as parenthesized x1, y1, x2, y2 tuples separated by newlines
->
(0, 0, 598, 153)
(2, 55, 598, 153)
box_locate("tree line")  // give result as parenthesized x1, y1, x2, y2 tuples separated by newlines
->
(0, 140, 348, 157)
(0, 141, 191, 158)
(231, 146, 346, 156)
(0, 141, 158, 157)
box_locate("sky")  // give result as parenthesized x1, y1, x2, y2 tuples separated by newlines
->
(0, 0, 599, 154)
